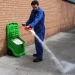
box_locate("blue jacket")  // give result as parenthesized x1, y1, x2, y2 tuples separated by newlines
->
(26, 7, 45, 33)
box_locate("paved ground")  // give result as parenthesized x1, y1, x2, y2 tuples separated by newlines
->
(0, 27, 75, 75)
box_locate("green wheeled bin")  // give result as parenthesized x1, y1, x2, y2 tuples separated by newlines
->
(6, 22, 26, 57)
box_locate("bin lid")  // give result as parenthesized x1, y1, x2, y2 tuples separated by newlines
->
(6, 22, 19, 38)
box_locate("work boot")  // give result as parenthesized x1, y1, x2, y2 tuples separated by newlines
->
(33, 58, 42, 62)
(33, 54, 37, 57)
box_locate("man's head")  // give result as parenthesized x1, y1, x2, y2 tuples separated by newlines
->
(31, 0, 39, 11)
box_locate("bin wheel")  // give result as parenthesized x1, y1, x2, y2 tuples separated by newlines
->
(7, 49, 13, 56)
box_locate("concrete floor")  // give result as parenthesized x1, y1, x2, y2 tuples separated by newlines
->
(0, 27, 75, 75)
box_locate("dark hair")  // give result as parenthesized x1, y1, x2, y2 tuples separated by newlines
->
(31, 0, 39, 6)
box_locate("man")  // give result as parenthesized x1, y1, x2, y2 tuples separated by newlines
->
(22, 0, 45, 62)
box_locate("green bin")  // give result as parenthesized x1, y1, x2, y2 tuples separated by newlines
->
(6, 22, 26, 57)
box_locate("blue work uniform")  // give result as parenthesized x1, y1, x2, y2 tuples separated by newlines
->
(26, 7, 45, 60)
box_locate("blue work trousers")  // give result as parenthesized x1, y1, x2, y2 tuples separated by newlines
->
(35, 32, 45, 60)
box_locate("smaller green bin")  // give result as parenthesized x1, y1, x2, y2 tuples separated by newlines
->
(6, 22, 26, 57)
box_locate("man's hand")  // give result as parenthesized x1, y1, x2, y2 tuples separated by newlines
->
(22, 24, 26, 26)
(25, 26, 32, 31)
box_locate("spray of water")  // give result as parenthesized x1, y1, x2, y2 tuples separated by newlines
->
(30, 30, 75, 73)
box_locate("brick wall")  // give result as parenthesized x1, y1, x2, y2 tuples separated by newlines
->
(0, 0, 75, 56)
